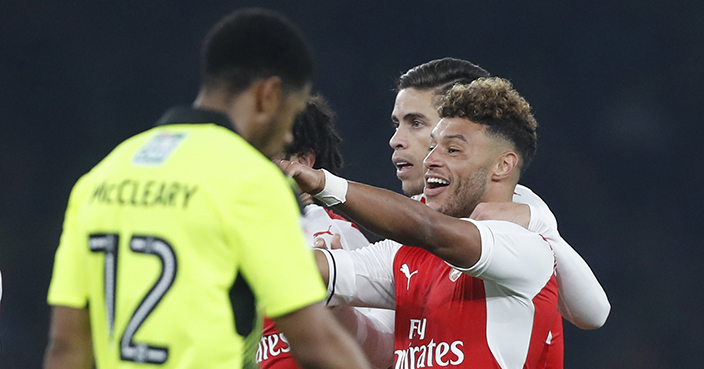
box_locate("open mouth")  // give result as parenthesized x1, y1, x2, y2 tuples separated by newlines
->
(424, 176, 450, 197)
(395, 161, 413, 172)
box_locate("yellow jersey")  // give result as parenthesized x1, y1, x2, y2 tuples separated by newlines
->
(48, 107, 327, 368)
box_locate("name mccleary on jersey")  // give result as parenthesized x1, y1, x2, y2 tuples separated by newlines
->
(91, 179, 198, 209)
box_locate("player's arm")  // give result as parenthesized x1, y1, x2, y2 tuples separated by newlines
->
(470, 202, 531, 228)
(280, 161, 483, 268)
(548, 235, 610, 329)
(273, 303, 372, 369)
(315, 238, 398, 309)
(43, 306, 93, 369)
(472, 194, 610, 329)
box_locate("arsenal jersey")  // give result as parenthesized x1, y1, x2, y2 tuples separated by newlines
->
(326, 219, 559, 369)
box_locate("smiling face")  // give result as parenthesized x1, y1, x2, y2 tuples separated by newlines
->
(423, 117, 505, 218)
(390, 88, 441, 196)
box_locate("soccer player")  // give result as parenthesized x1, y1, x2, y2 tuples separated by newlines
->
(281, 77, 566, 368)
(259, 95, 394, 369)
(316, 59, 609, 367)
(43, 8, 370, 369)
(390, 58, 610, 333)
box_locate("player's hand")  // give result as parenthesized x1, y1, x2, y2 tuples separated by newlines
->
(313, 234, 343, 250)
(470, 202, 531, 228)
(299, 192, 314, 206)
(278, 159, 325, 194)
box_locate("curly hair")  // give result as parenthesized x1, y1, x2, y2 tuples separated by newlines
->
(284, 95, 344, 173)
(438, 77, 538, 171)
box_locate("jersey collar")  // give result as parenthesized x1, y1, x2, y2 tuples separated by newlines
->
(155, 106, 238, 134)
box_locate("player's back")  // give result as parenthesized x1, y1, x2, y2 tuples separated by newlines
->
(49, 119, 309, 368)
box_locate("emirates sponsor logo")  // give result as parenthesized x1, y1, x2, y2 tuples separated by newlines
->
(394, 339, 465, 368)
(397, 318, 465, 368)
(256, 333, 291, 363)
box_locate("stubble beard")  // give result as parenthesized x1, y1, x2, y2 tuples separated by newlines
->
(437, 167, 489, 219)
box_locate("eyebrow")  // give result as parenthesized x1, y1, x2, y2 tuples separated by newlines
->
(444, 134, 468, 142)
(391, 112, 427, 122)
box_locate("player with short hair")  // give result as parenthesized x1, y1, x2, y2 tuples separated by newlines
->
(314, 58, 608, 367)
(391, 58, 610, 332)
(392, 58, 490, 196)
(43, 8, 370, 369)
(282, 77, 560, 368)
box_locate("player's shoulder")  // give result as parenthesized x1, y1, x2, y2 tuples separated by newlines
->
(512, 184, 544, 206)
(512, 184, 558, 229)
(463, 217, 543, 242)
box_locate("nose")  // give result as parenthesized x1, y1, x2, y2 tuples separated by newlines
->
(423, 146, 442, 170)
(389, 128, 407, 150)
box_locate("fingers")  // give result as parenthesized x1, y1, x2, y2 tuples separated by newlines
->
(313, 237, 327, 249)
(298, 193, 314, 206)
(276, 159, 293, 174)
(313, 234, 343, 250)
(330, 234, 343, 250)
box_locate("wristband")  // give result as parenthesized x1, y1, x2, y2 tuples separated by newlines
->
(313, 169, 348, 206)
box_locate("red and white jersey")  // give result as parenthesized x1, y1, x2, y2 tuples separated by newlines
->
(259, 204, 395, 369)
(300, 204, 370, 251)
(323, 218, 558, 369)
(413, 185, 608, 331)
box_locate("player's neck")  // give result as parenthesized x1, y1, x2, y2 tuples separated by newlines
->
(484, 181, 517, 203)
(193, 88, 253, 137)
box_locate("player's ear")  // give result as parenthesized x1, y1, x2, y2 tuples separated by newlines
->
(492, 151, 519, 181)
(253, 76, 282, 116)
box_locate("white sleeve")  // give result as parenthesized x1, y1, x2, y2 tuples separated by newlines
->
(301, 204, 370, 251)
(302, 205, 394, 368)
(513, 184, 611, 329)
(320, 239, 400, 309)
(330, 306, 395, 369)
(451, 219, 556, 297)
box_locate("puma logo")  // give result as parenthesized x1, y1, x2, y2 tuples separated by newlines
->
(400, 264, 418, 290)
(313, 225, 333, 238)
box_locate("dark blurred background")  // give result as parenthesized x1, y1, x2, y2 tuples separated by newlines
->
(1, 0, 703, 367)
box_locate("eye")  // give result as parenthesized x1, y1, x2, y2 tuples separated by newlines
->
(411, 120, 424, 128)
(428, 145, 436, 152)
(392, 120, 399, 130)
(448, 147, 460, 154)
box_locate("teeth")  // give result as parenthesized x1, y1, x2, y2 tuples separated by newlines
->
(427, 177, 449, 185)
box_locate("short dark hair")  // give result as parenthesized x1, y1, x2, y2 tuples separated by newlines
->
(201, 8, 315, 95)
(397, 58, 490, 97)
(284, 95, 344, 174)
(438, 77, 538, 172)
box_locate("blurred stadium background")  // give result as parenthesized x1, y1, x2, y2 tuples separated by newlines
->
(1, 1, 703, 367)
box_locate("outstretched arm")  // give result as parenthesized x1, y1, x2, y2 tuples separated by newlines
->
(280, 161, 483, 268)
